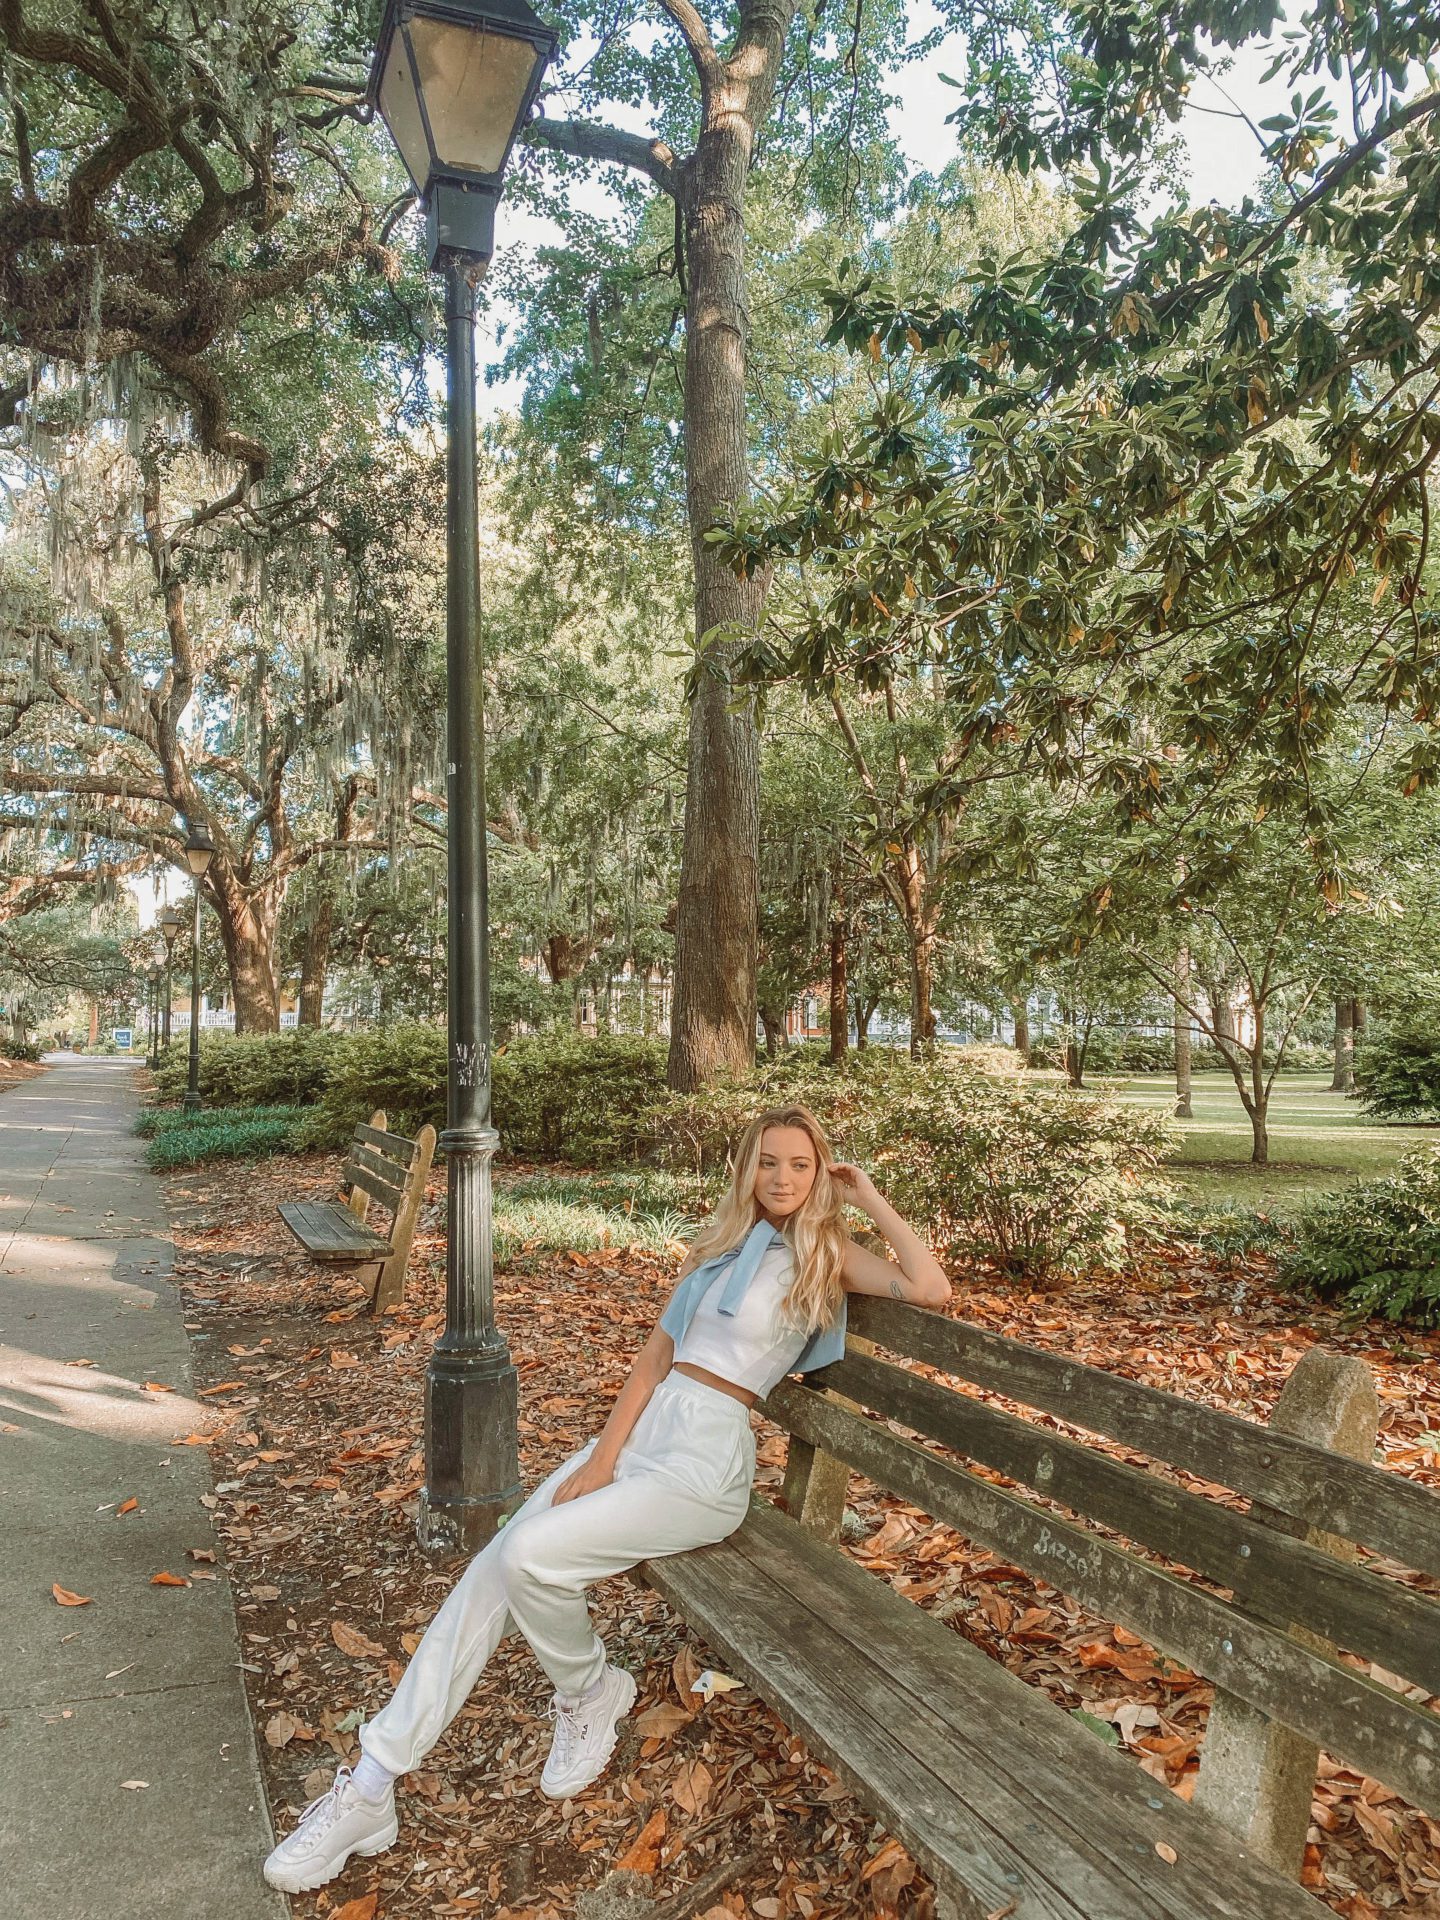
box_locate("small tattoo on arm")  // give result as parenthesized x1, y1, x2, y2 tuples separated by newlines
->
(889, 1278, 904, 1299)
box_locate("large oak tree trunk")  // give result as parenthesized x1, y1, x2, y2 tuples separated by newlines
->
(211, 873, 281, 1033)
(667, 40, 792, 1091)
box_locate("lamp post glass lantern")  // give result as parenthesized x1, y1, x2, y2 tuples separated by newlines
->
(369, 0, 557, 1553)
(181, 823, 214, 1113)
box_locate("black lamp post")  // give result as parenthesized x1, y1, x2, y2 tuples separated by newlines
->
(180, 823, 215, 1113)
(158, 904, 184, 1054)
(369, 0, 557, 1553)
(147, 961, 163, 1070)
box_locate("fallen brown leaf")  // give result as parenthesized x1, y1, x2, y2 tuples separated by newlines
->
(52, 1583, 93, 1607)
(332, 1619, 387, 1659)
(150, 1570, 191, 1587)
(331, 1896, 378, 1920)
(116, 1497, 139, 1516)
(614, 1808, 666, 1874)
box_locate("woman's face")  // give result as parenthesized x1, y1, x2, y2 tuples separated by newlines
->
(753, 1125, 819, 1223)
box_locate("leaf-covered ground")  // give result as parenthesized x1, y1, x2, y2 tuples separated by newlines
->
(160, 1151, 1440, 1920)
(0, 1052, 48, 1095)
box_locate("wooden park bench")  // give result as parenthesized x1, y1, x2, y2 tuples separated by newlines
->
(279, 1110, 435, 1314)
(644, 1294, 1440, 1920)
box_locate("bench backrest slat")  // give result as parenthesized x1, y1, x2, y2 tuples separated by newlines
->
(343, 1140, 412, 1212)
(818, 1348, 1440, 1698)
(767, 1377, 1440, 1818)
(846, 1297, 1440, 1580)
(354, 1120, 418, 1165)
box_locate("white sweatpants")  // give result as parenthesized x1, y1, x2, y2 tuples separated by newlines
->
(358, 1371, 756, 1776)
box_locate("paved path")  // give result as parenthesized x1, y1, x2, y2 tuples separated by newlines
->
(0, 1056, 287, 1918)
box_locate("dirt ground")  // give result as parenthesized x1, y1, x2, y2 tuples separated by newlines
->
(159, 1150, 1440, 1920)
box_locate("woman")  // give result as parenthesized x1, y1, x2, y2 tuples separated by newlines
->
(263, 1103, 947, 1894)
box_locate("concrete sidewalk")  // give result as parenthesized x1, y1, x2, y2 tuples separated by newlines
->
(0, 1056, 287, 1918)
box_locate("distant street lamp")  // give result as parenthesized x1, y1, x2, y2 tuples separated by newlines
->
(158, 904, 184, 1054)
(147, 961, 164, 1070)
(180, 822, 215, 1113)
(369, 0, 558, 1552)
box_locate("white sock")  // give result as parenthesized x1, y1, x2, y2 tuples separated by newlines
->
(351, 1752, 397, 1801)
(565, 1671, 608, 1710)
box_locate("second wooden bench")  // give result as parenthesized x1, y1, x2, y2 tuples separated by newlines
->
(279, 1110, 435, 1313)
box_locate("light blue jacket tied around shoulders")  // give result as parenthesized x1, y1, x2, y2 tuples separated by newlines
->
(657, 1217, 848, 1377)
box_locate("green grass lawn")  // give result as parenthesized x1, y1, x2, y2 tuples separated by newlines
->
(1114, 1071, 1435, 1216)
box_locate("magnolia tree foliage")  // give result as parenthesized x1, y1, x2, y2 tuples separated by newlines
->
(712, 1, 1440, 895)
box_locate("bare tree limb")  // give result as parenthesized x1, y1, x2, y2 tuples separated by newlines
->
(526, 116, 680, 196)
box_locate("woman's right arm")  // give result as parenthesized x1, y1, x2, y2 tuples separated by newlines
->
(589, 1323, 674, 1471)
(552, 1240, 703, 1505)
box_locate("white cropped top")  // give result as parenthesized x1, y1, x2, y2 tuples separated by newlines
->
(670, 1242, 812, 1395)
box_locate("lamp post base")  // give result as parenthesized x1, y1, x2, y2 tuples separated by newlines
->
(183, 1090, 202, 1113)
(418, 1344, 522, 1554)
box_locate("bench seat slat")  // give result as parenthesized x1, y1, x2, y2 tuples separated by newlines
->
(646, 1502, 1320, 1920)
(846, 1297, 1440, 1580)
(279, 1199, 393, 1261)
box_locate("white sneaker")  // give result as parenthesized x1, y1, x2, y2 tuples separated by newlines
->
(262, 1765, 399, 1894)
(540, 1664, 638, 1798)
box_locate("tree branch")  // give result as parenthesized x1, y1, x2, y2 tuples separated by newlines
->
(526, 117, 680, 196)
(655, 0, 723, 90)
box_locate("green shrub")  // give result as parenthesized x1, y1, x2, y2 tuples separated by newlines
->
(1355, 1027, 1440, 1119)
(300, 1026, 668, 1162)
(3, 1038, 42, 1063)
(649, 1052, 1173, 1278)
(1279, 1148, 1440, 1325)
(153, 1030, 343, 1108)
(1119, 1034, 1174, 1073)
(494, 1034, 669, 1161)
(846, 1064, 1174, 1276)
(301, 1022, 447, 1147)
(143, 1106, 309, 1169)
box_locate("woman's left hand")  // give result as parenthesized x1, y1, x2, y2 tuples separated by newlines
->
(828, 1160, 884, 1217)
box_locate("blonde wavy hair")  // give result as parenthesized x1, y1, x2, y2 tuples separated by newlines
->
(683, 1105, 849, 1335)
